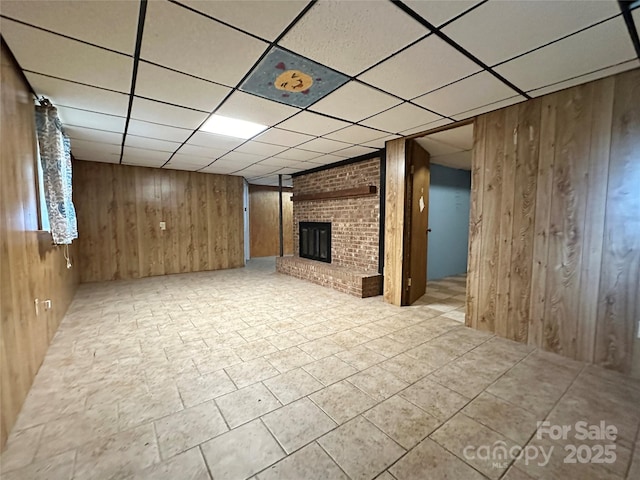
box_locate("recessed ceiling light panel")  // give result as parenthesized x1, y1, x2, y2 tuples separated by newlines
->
(241, 47, 349, 108)
(200, 114, 267, 139)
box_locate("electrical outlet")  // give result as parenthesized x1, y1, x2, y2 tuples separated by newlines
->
(159, 221, 166, 231)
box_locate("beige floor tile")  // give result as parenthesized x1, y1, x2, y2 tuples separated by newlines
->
(299, 338, 345, 360)
(118, 384, 184, 430)
(262, 397, 336, 453)
(256, 442, 348, 480)
(462, 392, 539, 445)
(125, 447, 210, 479)
(335, 345, 387, 370)
(431, 413, 520, 479)
(429, 362, 496, 398)
(200, 419, 285, 480)
(224, 358, 280, 388)
(310, 380, 377, 425)
(404, 343, 459, 370)
(215, 382, 281, 428)
(263, 368, 324, 404)
(238, 324, 277, 342)
(318, 416, 405, 480)
(347, 365, 409, 401)
(0, 424, 44, 472)
(362, 337, 408, 358)
(378, 353, 436, 384)
(233, 339, 279, 362)
(373, 472, 395, 480)
(400, 377, 469, 421)
(74, 423, 160, 479)
(266, 331, 308, 350)
(1, 450, 76, 480)
(264, 346, 315, 373)
(303, 355, 358, 385)
(155, 400, 228, 459)
(390, 438, 484, 480)
(363, 395, 441, 449)
(176, 369, 237, 408)
(329, 330, 371, 349)
(192, 348, 242, 375)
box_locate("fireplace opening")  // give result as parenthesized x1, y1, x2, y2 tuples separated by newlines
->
(299, 222, 331, 263)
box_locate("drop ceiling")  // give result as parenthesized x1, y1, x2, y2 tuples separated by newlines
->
(416, 123, 473, 171)
(1, 0, 638, 187)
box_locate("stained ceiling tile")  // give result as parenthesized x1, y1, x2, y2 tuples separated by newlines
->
(360, 103, 443, 134)
(216, 91, 300, 126)
(403, 0, 481, 28)
(495, 17, 635, 93)
(253, 128, 315, 147)
(279, 0, 427, 76)
(1, 19, 133, 92)
(297, 137, 351, 154)
(126, 120, 192, 143)
(26, 73, 129, 117)
(124, 136, 181, 153)
(188, 132, 246, 150)
(358, 35, 481, 100)
(57, 107, 126, 133)
(413, 71, 519, 117)
(324, 125, 391, 145)
(276, 111, 350, 136)
(180, 0, 308, 41)
(309, 81, 402, 122)
(130, 97, 208, 129)
(65, 126, 122, 146)
(234, 141, 289, 157)
(443, 0, 622, 66)
(141, 0, 267, 87)
(0, 0, 139, 54)
(135, 62, 231, 112)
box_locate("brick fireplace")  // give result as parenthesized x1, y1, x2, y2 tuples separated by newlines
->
(276, 156, 383, 298)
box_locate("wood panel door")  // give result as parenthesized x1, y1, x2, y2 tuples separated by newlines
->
(403, 140, 431, 305)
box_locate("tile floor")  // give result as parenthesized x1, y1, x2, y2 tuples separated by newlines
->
(1, 258, 639, 479)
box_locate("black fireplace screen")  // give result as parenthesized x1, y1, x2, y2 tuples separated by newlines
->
(299, 222, 331, 263)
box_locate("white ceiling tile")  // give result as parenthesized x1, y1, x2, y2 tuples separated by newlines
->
(141, 0, 267, 86)
(258, 157, 306, 168)
(218, 151, 263, 165)
(528, 59, 640, 98)
(122, 147, 171, 166)
(135, 62, 231, 112)
(124, 136, 181, 153)
(404, 1, 481, 28)
(360, 103, 443, 133)
(188, 132, 246, 150)
(0, 0, 139, 54)
(358, 35, 481, 99)
(324, 125, 390, 144)
(271, 149, 323, 162)
(427, 124, 474, 151)
(273, 168, 303, 178)
(235, 164, 281, 176)
(495, 17, 634, 93)
(276, 111, 350, 136)
(201, 163, 240, 175)
(362, 134, 401, 149)
(451, 96, 524, 121)
(180, 0, 308, 41)
(57, 106, 126, 132)
(443, 0, 622, 66)
(130, 97, 208, 129)
(279, 0, 427, 76)
(431, 151, 472, 171)
(413, 71, 519, 117)
(123, 158, 167, 168)
(25, 73, 129, 117)
(65, 126, 122, 146)
(332, 145, 378, 159)
(175, 143, 229, 160)
(165, 154, 213, 170)
(398, 118, 453, 136)
(163, 162, 201, 172)
(216, 91, 300, 126)
(253, 128, 315, 147)
(307, 154, 346, 166)
(127, 120, 192, 143)
(414, 137, 462, 157)
(72, 150, 120, 164)
(309, 81, 402, 122)
(297, 137, 351, 154)
(235, 141, 288, 157)
(70, 139, 121, 155)
(1, 18, 132, 92)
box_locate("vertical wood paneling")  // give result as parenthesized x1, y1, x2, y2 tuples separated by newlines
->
(1, 44, 78, 449)
(595, 69, 640, 373)
(74, 161, 244, 282)
(248, 185, 293, 258)
(467, 68, 640, 376)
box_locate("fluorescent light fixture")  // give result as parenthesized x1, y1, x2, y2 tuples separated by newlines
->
(200, 114, 267, 139)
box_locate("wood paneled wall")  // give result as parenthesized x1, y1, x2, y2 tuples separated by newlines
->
(73, 161, 244, 282)
(467, 69, 640, 376)
(1, 44, 79, 449)
(249, 185, 293, 257)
